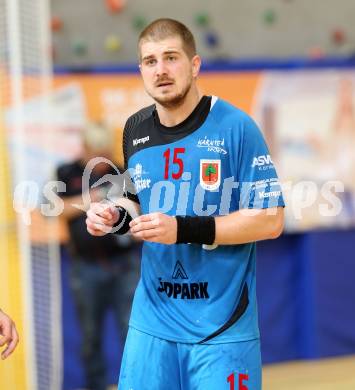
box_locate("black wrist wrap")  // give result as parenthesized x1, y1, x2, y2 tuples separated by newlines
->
(175, 216, 215, 245)
(112, 206, 132, 235)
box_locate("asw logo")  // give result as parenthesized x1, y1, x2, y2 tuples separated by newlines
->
(251, 154, 273, 169)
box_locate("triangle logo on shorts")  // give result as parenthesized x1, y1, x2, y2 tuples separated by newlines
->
(172, 260, 188, 280)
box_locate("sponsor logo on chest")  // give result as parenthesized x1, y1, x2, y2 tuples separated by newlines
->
(132, 163, 151, 191)
(197, 136, 227, 155)
(251, 154, 274, 170)
(200, 159, 221, 191)
(157, 261, 209, 300)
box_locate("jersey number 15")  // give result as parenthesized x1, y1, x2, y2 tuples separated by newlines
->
(163, 147, 186, 180)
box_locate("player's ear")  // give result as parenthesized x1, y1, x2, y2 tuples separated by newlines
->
(191, 55, 201, 78)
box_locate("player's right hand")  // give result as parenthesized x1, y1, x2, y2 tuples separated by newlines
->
(86, 202, 119, 236)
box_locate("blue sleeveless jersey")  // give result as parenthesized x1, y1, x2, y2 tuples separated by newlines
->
(123, 96, 284, 344)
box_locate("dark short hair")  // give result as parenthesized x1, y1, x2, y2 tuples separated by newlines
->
(138, 18, 196, 61)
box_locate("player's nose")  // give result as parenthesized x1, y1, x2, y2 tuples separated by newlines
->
(155, 59, 168, 77)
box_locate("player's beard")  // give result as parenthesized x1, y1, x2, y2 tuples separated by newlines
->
(150, 78, 192, 109)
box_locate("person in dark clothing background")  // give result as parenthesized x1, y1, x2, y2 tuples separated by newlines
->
(56, 122, 140, 390)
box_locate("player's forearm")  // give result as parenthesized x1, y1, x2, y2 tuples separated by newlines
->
(214, 207, 284, 245)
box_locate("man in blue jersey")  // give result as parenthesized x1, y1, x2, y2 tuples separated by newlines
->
(86, 18, 284, 390)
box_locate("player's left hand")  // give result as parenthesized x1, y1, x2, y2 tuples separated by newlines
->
(129, 213, 177, 244)
(0, 309, 19, 360)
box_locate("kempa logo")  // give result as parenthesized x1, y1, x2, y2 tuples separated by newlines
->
(259, 190, 282, 199)
(157, 261, 209, 299)
(133, 135, 149, 146)
(251, 154, 273, 168)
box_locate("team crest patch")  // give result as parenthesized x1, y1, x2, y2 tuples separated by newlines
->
(200, 159, 221, 190)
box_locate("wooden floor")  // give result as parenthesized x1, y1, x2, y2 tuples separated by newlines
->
(263, 355, 355, 390)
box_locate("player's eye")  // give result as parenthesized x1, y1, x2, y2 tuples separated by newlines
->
(167, 55, 177, 62)
(144, 58, 156, 66)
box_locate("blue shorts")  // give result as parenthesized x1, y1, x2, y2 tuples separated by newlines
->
(118, 327, 261, 390)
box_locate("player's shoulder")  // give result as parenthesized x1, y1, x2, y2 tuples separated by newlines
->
(124, 104, 155, 133)
(211, 97, 261, 141)
(211, 97, 255, 126)
(122, 104, 155, 162)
